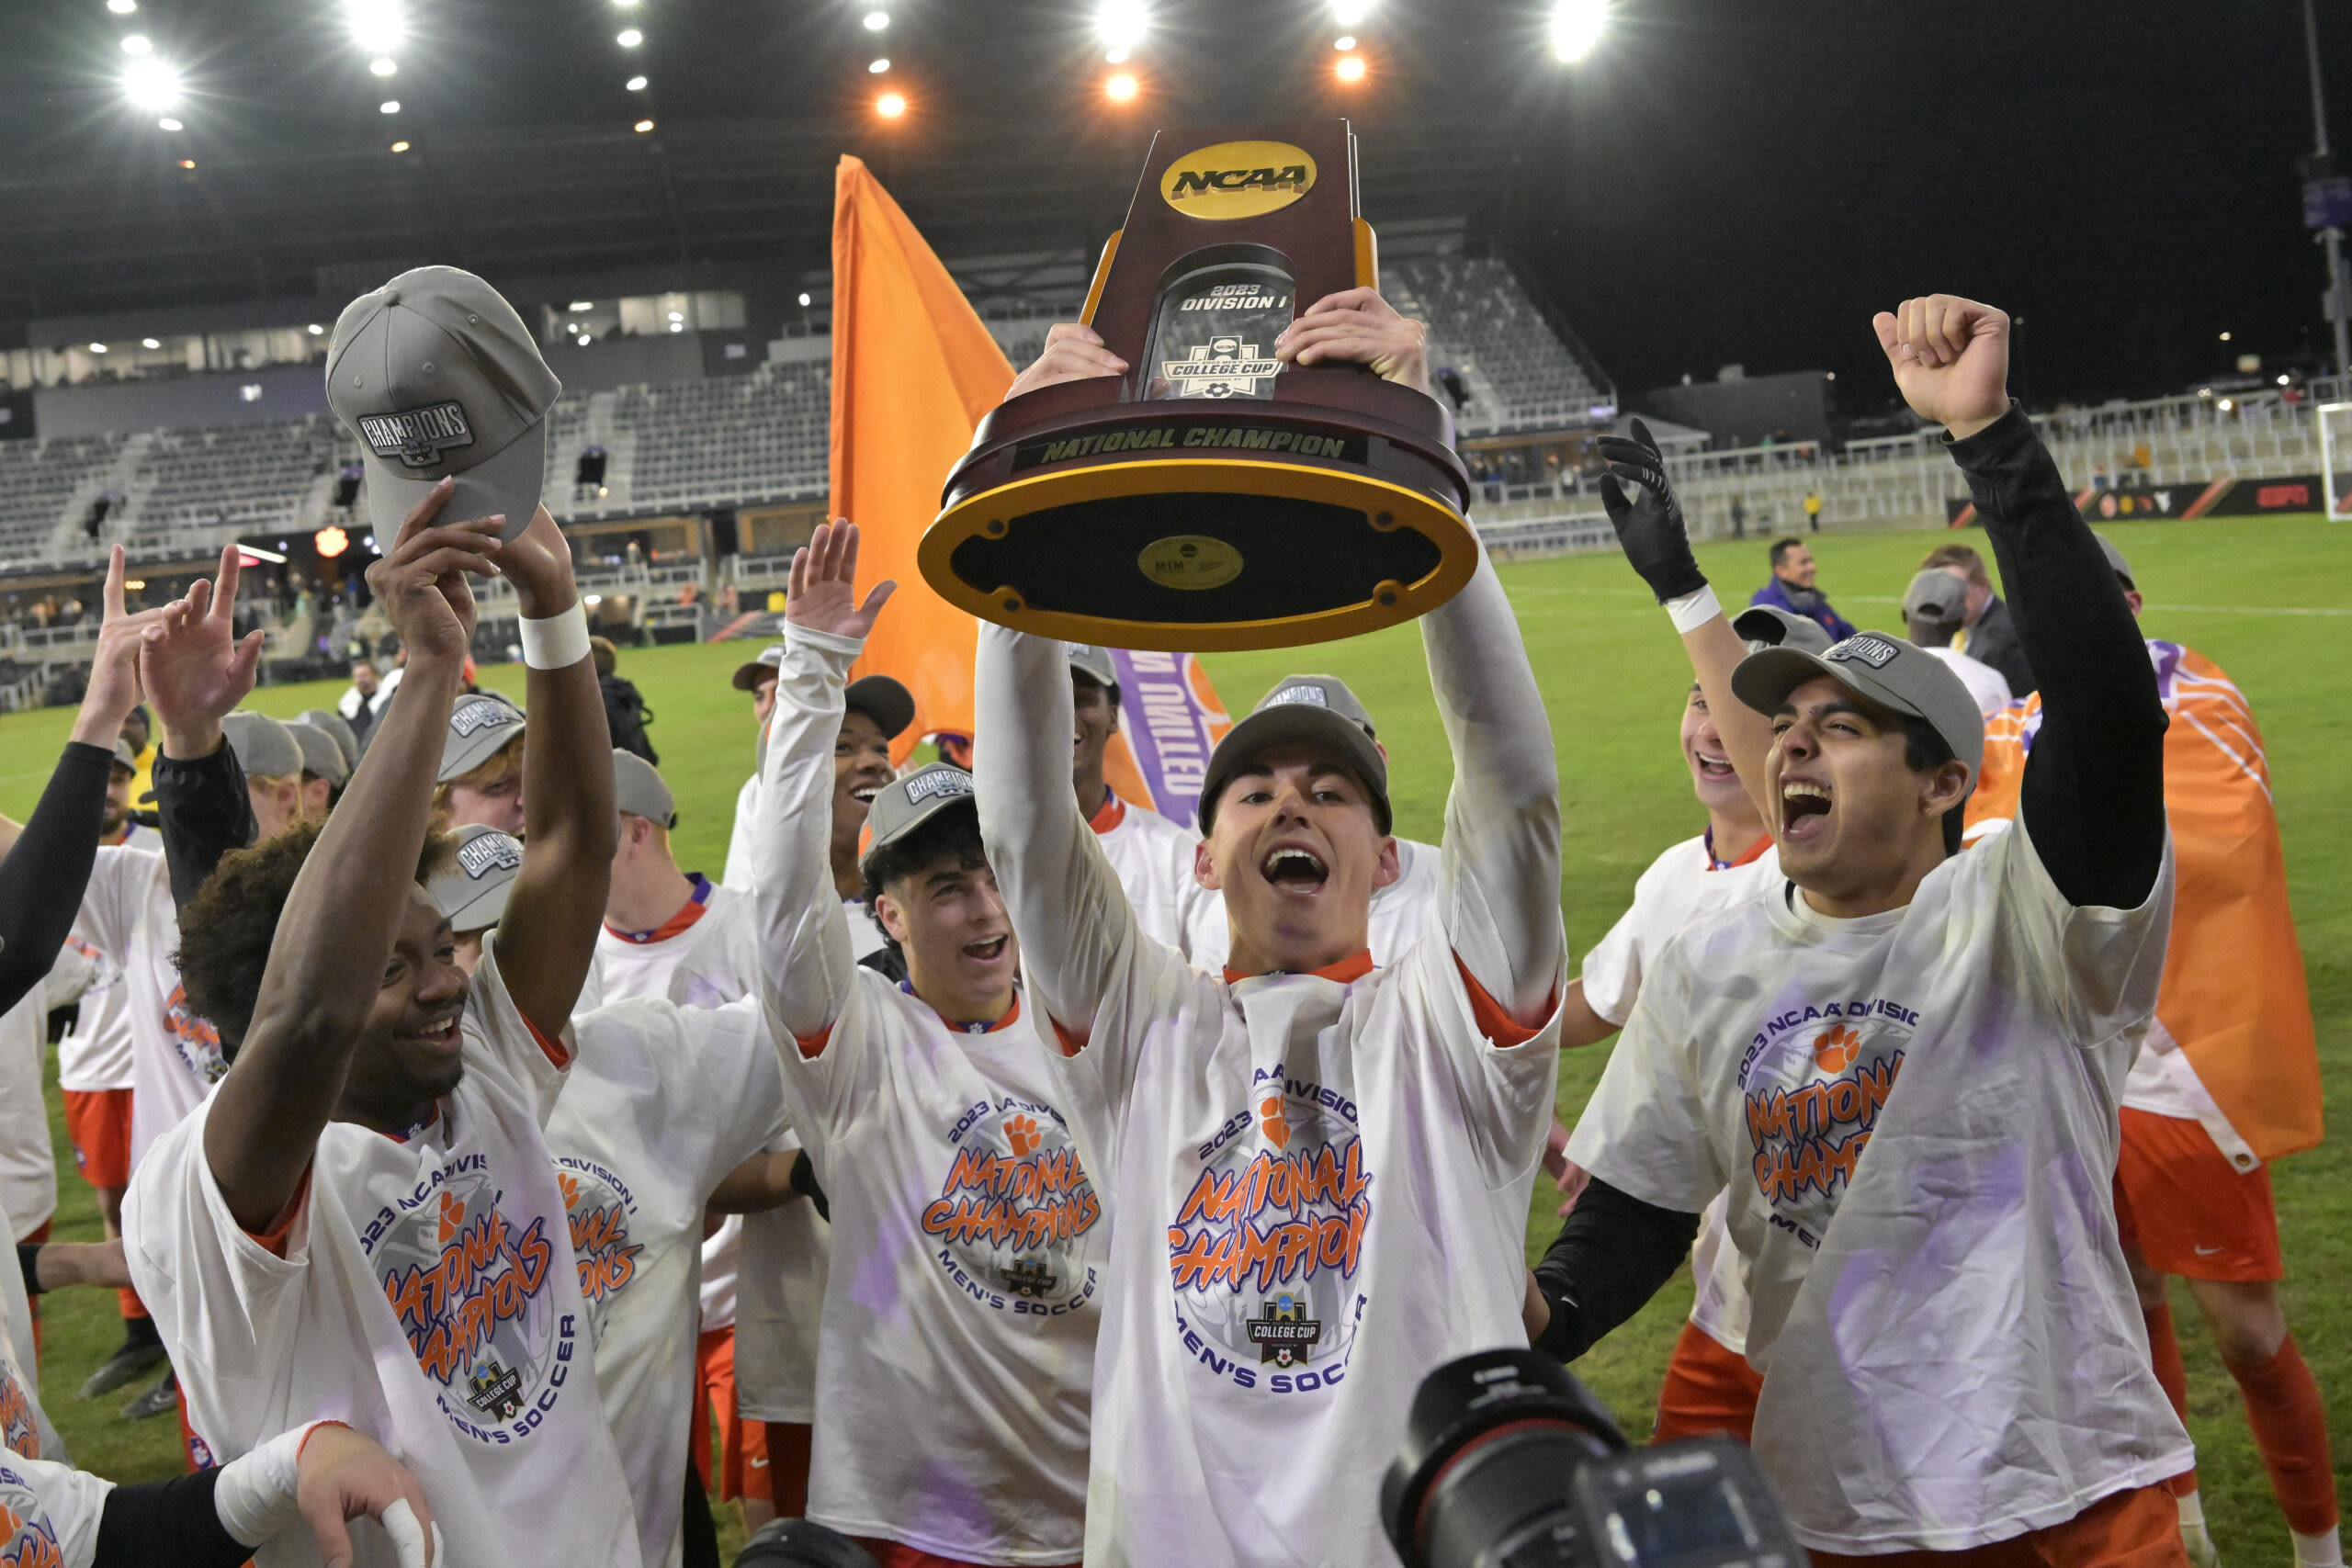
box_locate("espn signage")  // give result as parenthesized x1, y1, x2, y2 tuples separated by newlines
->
(1945, 473, 2326, 526)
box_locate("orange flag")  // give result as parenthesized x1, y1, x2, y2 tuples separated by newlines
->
(1964, 639, 2323, 1163)
(829, 155, 1013, 762)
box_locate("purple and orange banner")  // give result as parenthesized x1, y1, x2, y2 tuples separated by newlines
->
(1104, 649, 1233, 831)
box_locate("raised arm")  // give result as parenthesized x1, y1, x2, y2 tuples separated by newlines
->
(1426, 553, 1564, 1023)
(1595, 422, 1777, 829)
(488, 505, 616, 1036)
(202, 484, 499, 1229)
(141, 542, 266, 906)
(1874, 296, 2165, 908)
(754, 522, 895, 1043)
(0, 548, 163, 1013)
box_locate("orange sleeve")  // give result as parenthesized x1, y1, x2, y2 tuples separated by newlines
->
(523, 1014, 571, 1069)
(793, 1023, 833, 1061)
(1453, 954, 1552, 1049)
(1048, 1016, 1089, 1060)
(244, 1168, 313, 1260)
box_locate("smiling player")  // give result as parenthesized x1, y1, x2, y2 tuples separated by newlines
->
(1537, 296, 2189, 1564)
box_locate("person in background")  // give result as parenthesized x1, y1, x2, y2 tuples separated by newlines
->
(1900, 568, 2012, 717)
(1747, 536, 1857, 641)
(286, 719, 349, 820)
(433, 690, 526, 836)
(297, 710, 360, 780)
(335, 657, 392, 750)
(1919, 539, 2035, 697)
(718, 646, 786, 894)
(1804, 491, 1823, 533)
(120, 704, 159, 825)
(218, 714, 306, 843)
(594, 635, 660, 764)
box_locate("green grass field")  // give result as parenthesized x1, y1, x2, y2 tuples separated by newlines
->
(4, 515, 2345, 1557)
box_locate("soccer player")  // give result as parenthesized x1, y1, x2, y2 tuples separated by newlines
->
(756, 523, 1102, 1568)
(1898, 568, 2013, 717)
(220, 713, 306, 840)
(1537, 295, 2188, 1563)
(125, 485, 643, 1564)
(718, 645, 784, 893)
(1066, 643, 1227, 963)
(434, 690, 526, 835)
(976, 291, 1565, 1568)
(1965, 537, 2341, 1568)
(1747, 536, 1857, 641)
(288, 718, 351, 818)
(426, 823, 794, 1568)
(1918, 538, 2036, 697)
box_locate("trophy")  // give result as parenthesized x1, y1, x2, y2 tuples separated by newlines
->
(918, 122, 1479, 652)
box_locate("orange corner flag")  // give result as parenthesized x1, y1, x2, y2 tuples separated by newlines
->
(830, 155, 1013, 761)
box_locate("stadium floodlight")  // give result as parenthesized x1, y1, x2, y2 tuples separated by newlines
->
(107, 0, 137, 13)
(876, 90, 906, 118)
(1105, 71, 1138, 101)
(1549, 0, 1606, 62)
(389, 139, 409, 152)
(864, 10, 889, 29)
(344, 0, 406, 55)
(616, 28, 643, 46)
(89, 343, 107, 354)
(797, 291, 812, 306)
(570, 300, 594, 312)
(1334, 51, 1366, 82)
(379, 99, 400, 113)
(869, 57, 890, 73)
(1335, 35, 1356, 50)
(121, 32, 153, 55)
(635, 118, 655, 132)
(141, 337, 160, 349)
(1332, 0, 1371, 23)
(121, 56, 182, 111)
(1095, 0, 1148, 58)
(307, 322, 325, 334)
(626, 73, 648, 90)
(156, 116, 182, 130)
(370, 57, 397, 76)
(613, 0, 640, 6)
(2219, 330, 2232, 342)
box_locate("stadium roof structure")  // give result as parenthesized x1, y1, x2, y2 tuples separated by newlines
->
(0, 0, 1569, 325)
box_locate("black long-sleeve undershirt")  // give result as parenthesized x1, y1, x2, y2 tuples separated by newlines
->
(94, 1469, 253, 1568)
(1530, 1179, 1700, 1362)
(153, 739, 254, 912)
(1949, 404, 2167, 909)
(0, 742, 113, 1018)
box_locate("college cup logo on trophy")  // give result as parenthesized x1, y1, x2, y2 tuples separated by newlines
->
(919, 121, 1479, 651)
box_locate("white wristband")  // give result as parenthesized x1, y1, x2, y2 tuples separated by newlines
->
(1664, 583, 1722, 635)
(518, 602, 591, 670)
(213, 1421, 326, 1546)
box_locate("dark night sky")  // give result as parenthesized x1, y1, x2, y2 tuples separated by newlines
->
(1506, 0, 2352, 410)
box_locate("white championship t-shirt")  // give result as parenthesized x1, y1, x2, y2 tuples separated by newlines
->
(1089, 792, 1227, 965)
(1568, 815, 2188, 1553)
(124, 937, 642, 1568)
(0, 1309, 105, 1564)
(58, 822, 157, 1098)
(1578, 829, 1781, 1355)
(721, 773, 762, 893)
(547, 997, 786, 1568)
(778, 982, 1103, 1566)
(0, 953, 96, 1240)
(1924, 645, 2015, 718)
(76, 845, 229, 1169)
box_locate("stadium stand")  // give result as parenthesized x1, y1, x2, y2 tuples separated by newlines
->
(1383, 254, 1616, 436)
(0, 434, 126, 567)
(119, 417, 334, 547)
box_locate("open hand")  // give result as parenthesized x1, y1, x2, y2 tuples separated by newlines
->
(71, 547, 172, 749)
(1872, 295, 2011, 440)
(140, 542, 266, 759)
(786, 520, 897, 641)
(1275, 288, 1430, 396)
(293, 1424, 442, 1568)
(364, 479, 500, 665)
(1004, 322, 1129, 400)
(1596, 418, 1706, 604)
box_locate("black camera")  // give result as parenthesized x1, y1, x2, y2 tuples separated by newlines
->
(734, 1518, 878, 1568)
(1381, 1349, 1808, 1568)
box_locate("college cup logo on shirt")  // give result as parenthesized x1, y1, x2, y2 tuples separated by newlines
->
(164, 982, 227, 1087)
(0, 1471, 63, 1568)
(362, 1156, 579, 1443)
(1167, 1068, 1374, 1394)
(921, 1097, 1102, 1316)
(555, 1159, 642, 1342)
(1738, 997, 1916, 1247)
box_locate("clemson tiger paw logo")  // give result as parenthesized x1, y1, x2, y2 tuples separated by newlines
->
(1004, 1114, 1042, 1157)
(1260, 1095, 1290, 1150)
(1814, 1024, 1862, 1074)
(557, 1173, 581, 1211)
(437, 1192, 469, 1243)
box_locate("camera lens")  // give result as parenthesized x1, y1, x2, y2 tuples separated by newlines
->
(1381, 1349, 1627, 1568)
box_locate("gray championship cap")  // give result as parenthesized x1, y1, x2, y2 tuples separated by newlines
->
(1067, 644, 1120, 697)
(857, 763, 976, 875)
(220, 712, 304, 781)
(1731, 604, 1834, 657)
(1198, 673, 1390, 836)
(1733, 630, 1986, 781)
(730, 644, 786, 692)
(325, 265, 561, 546)
(1898, 569, 1970, 648)
(614, 749, 677, 829)
(845, 674, 917, 740)
(299, 709, 361, 773)
(287, 719, 351, 786)
(438, 691, 526, 784)
(2095, 533, 2134, 588)
(429, 823, 524, 935)
(111, 738, 139, 773)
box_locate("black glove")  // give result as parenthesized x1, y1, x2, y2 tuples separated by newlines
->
(1596, 418, 1707, 604)
(790, 1148, 831, 1224)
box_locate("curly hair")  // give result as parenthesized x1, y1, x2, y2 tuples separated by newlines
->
(177, 820, 454, 1050)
